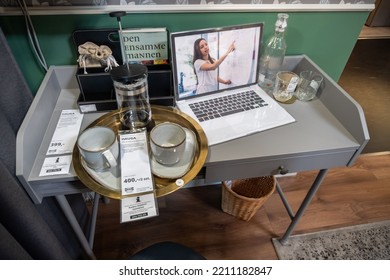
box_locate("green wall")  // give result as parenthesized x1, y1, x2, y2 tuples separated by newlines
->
(0, 11, 368, 94)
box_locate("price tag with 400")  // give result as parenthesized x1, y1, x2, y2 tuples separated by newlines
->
(120, 130, 154, 195)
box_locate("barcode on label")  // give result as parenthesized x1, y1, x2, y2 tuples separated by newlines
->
(131, 213, 148, 219)
(46, 168, 62, 173)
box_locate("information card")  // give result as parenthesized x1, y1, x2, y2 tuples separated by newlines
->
(39, 155, 72, 177)
(46, 109, 83, 155)
(120, 193, 158, 223)
(119, 130, 154, 196)
(119, 130, 158, 223)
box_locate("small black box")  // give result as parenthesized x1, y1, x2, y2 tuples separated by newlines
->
(76, 67, 117, 113)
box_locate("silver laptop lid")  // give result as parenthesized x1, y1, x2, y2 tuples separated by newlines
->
(170, 23, 264, 103)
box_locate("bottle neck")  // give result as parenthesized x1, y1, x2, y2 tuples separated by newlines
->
(274, 29, 285, 38)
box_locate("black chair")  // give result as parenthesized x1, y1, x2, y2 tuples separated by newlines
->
(0, 27, 90, 259)
(130, 241, 206, 260)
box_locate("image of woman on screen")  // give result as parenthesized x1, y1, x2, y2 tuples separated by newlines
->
(193, 38, 235, 94)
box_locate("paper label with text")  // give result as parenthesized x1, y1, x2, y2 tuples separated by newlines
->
(39, 155, 72, 177)
(46, 109, 83, 155)
(120, 193, 158, 223)
(119, 131, 154, 195)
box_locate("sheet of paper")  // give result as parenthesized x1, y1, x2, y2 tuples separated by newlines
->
(46, 109, 83, 155)
(39, 155, 72, 177)
(119, 130, 154, 195)
(120, 193, 158, 223)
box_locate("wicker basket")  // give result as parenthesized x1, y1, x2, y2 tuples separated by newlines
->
(221, 176, 276, 221)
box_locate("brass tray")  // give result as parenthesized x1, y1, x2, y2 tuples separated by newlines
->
(72, 105, 208, 199)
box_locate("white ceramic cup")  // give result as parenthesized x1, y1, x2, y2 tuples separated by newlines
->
(150, 122, 186, 166)
(77, 126, 119, 172)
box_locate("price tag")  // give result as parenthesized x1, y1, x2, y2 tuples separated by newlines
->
(287, 76, 299, 92)
(119, 130, 154, 195)
(79, 104, 97, 113)
(39, 155, 72, 177)
(46, 109, 83, 155)
(258, 73, 265, 83)
(310, 80, 320, 91)
(120, 193, 158, 223)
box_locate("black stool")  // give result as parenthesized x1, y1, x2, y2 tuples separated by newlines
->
(130, 241, 206, 260)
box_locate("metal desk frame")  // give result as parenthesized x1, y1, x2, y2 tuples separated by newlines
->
(16, 55, 369, 259)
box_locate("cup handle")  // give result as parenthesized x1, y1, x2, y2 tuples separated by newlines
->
(102, 150, 117, 168)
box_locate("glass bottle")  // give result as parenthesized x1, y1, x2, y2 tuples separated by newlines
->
(258, 13, 289, 94)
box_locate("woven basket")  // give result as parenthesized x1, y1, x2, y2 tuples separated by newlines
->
(221, 176, 276, 221)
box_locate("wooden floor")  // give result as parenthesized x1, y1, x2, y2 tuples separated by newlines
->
(90, 152, 390, 260)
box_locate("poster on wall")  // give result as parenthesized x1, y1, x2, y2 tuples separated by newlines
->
(0, 1, 375, 13)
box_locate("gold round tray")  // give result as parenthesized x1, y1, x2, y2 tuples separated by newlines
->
(72, 105, 208, 199)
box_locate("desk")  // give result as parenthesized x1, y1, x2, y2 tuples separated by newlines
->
(16, 55, 369, 258)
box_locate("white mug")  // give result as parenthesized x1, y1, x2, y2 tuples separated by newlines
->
(150, 122, 186, 166)
(77, 126, 119, 172)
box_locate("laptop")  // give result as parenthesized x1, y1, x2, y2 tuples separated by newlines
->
(170, 23, 295, 146)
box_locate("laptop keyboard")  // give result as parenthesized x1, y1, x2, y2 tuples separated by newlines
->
(188, 90, 268, 122)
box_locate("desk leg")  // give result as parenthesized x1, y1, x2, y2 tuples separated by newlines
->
(88, 192, 100, 249)
(275, 180, 295, 220)
(279, 169, 328, 245)
(55, 195, 97, 260)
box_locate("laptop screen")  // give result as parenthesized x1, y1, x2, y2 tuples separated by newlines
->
(170, 23, 263, 101)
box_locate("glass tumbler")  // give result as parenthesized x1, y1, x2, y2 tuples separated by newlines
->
(295, 70, 323, 101)
(273, 71, 299, 103)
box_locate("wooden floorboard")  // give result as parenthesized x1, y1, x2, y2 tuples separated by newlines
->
(89, 152, 390, 260)
(359, 26, 390, 39)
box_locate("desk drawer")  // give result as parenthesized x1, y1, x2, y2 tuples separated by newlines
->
(204, 150, 356, 182)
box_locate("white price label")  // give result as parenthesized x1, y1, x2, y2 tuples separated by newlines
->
(287, 76, 299, 92)
(310, 80, 320, 91)
(79, 104, 97, 113)
(47, 109, 83, 155)
(39, 155, 72, 177)
(258, 73, 265, 83)
(119, 130, 154, 195)
(120, 193, 158, 223)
